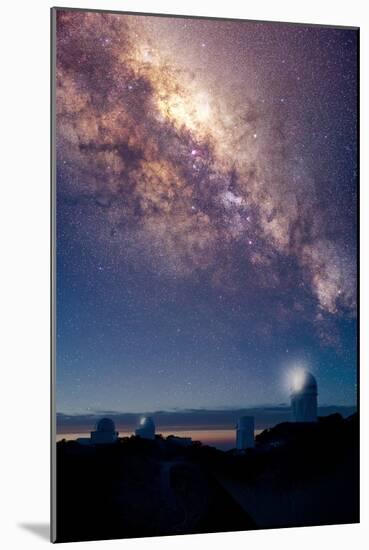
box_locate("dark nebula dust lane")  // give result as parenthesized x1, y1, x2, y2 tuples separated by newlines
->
(55, 10, 358, 415)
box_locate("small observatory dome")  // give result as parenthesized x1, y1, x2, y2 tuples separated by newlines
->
(96, 417, 116, 432)
(290, 369, 318, 423)
(90, 417, 118, 444)
(135, 416, 155, 440)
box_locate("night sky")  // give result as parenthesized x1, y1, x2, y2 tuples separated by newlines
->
(55, 9, 358, 426)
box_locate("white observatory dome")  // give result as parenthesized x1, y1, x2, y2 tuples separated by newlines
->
(290, 369, 318, 422)
(303, 372, 317, 392)
(135, 416, 156, 440)
(96, 417, 116, 432)
(290, 369, 317, 395)
(139, 417, 155, 430)
(90, 417, 118, 444)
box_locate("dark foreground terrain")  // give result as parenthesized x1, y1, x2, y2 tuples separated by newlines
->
(55, 413, 359, 542)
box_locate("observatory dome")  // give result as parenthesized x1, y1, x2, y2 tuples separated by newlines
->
(135, 416, 155, 439)
(290, 369, 317, 395)
(139, 417, 155, 430)
(290, 369, 318, 423)
(96, 417, 116, 432)
(303, 372, 317, 391)
(90, 417, 118, 444)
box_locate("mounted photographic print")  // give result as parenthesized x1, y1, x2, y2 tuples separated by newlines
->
(51, 7, 359, 543)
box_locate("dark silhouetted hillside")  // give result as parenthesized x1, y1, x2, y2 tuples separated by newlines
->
(55, 413, 358, 542)
(56, 435, 255, 542)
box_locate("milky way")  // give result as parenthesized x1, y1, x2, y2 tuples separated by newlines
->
(55, 9, 358, 415)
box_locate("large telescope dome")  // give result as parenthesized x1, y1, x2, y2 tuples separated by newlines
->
(290, 369, 318, 422)
(290, 369, 317, 395)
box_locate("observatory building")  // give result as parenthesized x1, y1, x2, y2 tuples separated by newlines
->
(290, 370, 318, 422)
(236, 416, 255, 450)
(135, 416, 155, 440)
(90, 417, 119, 444)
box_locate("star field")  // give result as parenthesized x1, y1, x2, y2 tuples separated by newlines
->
(55, 10, 358, 416)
